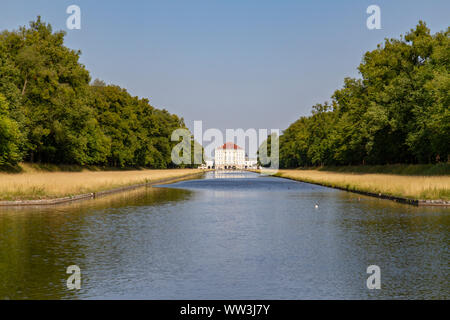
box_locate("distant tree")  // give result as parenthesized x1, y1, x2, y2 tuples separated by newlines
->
(92, 79, 106, 87)
(278, 22, 449, 168)
(0, 94, 21, 166)
(0, 17, 199, 168)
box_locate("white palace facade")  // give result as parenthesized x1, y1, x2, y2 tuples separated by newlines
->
(215, 142, 245, 169)
(199, 142, 258, 170)
(214, 143, 257, 170)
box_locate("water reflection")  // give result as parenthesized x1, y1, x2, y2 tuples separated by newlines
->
(0, 172, 448, 299)
(0, 187, 192, 299)
(213, 170, 256, 179)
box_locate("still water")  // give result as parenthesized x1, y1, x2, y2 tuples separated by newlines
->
(0, 171, 448, 299)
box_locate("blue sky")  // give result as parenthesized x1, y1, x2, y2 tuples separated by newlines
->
(1, 0, 449, 133)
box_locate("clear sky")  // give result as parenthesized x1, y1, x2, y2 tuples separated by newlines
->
(1, 0, 449, 134)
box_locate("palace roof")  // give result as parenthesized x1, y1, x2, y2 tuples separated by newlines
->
(217, 142, 243, 150)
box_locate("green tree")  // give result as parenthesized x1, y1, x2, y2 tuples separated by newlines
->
(278, 22, 449, 168)
(0, 94, 21, 166)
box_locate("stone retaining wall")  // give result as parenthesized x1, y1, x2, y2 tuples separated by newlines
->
(0, 172, 203, 207)
(274, 174, 449, 207)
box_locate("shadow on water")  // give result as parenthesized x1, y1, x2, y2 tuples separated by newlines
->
(0, 187, 192, 299)
(0, 171, 448, 299)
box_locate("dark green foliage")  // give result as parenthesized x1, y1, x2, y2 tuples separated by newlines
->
(0, 94, 21, 166)
(0, 17, 200, 168)
(277, 22, 449, 168)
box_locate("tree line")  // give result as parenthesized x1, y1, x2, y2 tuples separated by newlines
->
(0, 17, 200, 168)
(275, 22, 449, 168)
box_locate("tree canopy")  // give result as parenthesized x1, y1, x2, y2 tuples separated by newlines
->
(0, 17, 201, 168)
(275, 22, 449, 168)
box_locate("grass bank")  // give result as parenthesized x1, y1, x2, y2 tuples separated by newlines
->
(316, 163, 450, 176)
(274, 166, 449, 201)
(0, 163, 203, 201)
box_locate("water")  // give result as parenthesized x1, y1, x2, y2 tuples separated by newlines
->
(0, 171, 448, 299)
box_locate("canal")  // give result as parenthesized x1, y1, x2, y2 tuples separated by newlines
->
(0, 171, 448, 299)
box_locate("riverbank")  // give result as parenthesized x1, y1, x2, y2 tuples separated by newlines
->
(271, 168, 449, 205)
(314, 163, 450, 176)
(0, 165, 204, 203)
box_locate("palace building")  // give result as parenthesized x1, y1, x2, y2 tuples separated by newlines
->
(214, 142, 245, 169)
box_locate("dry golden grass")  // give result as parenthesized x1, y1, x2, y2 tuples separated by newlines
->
(276, 169, 450, 200)
(0, 168, 203, 200)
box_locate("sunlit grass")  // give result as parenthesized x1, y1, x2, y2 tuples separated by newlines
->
(318, 163, 450, 176)
(275, 169, 450, 200)
(0, 168, 202, 201)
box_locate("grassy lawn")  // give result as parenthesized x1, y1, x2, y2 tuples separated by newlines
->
(316, 163, 450, 176)
(0, 164, 203, 201)
(275, 166, 450, 201)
